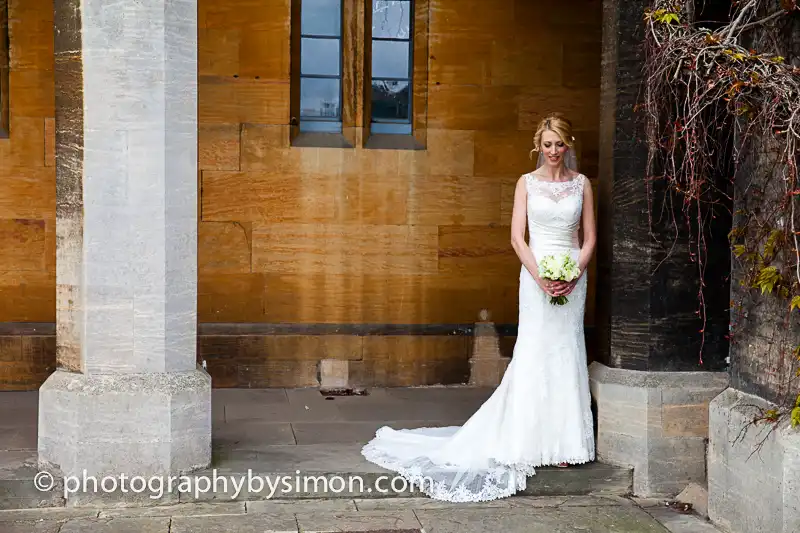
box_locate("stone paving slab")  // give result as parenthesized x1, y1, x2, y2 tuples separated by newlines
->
(294, 509, 421, 532)
(213, 420, 297, 448)
(171, 513, 299, 533)
(290, 420, 465, 445)
(0, 426, 37, 451)
(248, 498, 358, 513)
(644, 506, 723, 533)
(414, 505, 672, 533)
(3, 521, 63, 533)
(59, 517, 171, 533)
(0, 450, 64, 509)
(0, 506, 99, 522)
(0, 387, 633, 509)
(181, 445, 631, 502)
(353, 496, 514, 510)
(98, 501, 246, 518)
(0, 496, 724, 532)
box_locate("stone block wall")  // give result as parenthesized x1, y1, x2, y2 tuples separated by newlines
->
(0, 0, 603, 389)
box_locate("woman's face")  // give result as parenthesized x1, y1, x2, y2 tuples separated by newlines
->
(540, 130, 568, 167)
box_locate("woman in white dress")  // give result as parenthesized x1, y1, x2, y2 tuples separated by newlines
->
(361, 113, 597, 502)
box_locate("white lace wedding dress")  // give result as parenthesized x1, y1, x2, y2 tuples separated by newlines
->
(361, 172, 595, 502)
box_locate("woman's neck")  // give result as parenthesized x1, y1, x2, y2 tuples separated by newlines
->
(534, 164, 572, 181)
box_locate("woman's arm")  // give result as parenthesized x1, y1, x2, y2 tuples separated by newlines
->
(510, 176, 545, 287)
(577, 179, 596, 276)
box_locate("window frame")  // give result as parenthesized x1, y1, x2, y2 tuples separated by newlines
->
(368, 0, 414, 136)
(363, 0, 427, 150)
(289, 0, 428, 149)
(0, 0, 9, 138)
(297, 0, 345, 134)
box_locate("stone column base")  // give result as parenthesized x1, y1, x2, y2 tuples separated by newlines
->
(38, 367, 211, 482)
(468, 314, 509, 387)
(589, 362, 729, 497)
(708, 387, 800, 533)
(469, 358, 510, 386)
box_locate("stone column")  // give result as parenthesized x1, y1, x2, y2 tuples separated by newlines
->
(37, 0, 210, 496)
(707, 21, 800, 533)
(589, 0, 729, 497)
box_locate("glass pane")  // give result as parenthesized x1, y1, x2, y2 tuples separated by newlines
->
(371, 80, 410, 122)
(300, 77, 341, 119)
(301, 0, 341, 36)
(371, 40, 410, 79)
(301, 37, 340, 76)
(372, 0, 411, 39)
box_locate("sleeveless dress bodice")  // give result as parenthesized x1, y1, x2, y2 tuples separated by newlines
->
(524, 172, 586, 261)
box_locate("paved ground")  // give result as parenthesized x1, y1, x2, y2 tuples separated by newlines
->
(0, 387, 722, 531)
(0, 495, 722, 532)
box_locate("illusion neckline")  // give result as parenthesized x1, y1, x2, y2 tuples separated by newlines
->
(527, 172, 583, 184)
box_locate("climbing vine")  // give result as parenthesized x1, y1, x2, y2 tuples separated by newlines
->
(641, 0, 800, 423)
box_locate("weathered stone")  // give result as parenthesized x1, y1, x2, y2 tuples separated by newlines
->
(661, 404, 709, 438)
(291, 421, 466, 445)
(595, 0, 730, 372)
(59, 517, 171, 533)
(0, 507, 97, 522)
(37, 369, 210, 506)
(213, 421, 296, 449)
(0, 450, 64, 509)
(171, 513, 298, 533)
(354, 496, 513, 510)
(98, 501, 245, 518)
(40, 0, 210, 501)
(561, 495, 631, 507)
(468, 317, 509, 386)
(0, 496, 719, 533)
(248, 498, 357, 513)
(318, 359, 349, 390)
(675, 483, 708, 518)
(708, 387, 800, 533)
(644, 506, 722, 533)
(2, 522, 62, 533)
(294, 510, 421, 532)
(468, 358, 509, 387)
(590, 362, 728, 497)
(39, 370, 210, 473)
(503, 496, 569, 508)
(414, 505, 672, 533)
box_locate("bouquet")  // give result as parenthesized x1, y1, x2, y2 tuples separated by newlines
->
(538, 253, 581, 305)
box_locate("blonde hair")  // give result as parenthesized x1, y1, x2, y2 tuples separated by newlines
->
(530, 113, 576, 159)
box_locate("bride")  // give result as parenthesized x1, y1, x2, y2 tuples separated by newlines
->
(361, 113, 597, 502)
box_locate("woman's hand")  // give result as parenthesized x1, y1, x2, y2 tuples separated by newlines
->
(540, 274, 582, 297)
(553, 270, 584, 296)
(537, 276, 567, 297)
(534, 275, 556, 296)
(554, 279, 578, 296)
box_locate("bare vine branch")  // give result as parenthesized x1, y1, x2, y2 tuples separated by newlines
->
(642, 0, 800, 416)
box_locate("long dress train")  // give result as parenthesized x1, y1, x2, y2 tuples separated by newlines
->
(361, 172, 595, 503)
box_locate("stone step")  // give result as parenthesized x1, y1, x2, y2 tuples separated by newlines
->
(0, 444, 632, 508)
(195, 444, 632, 500)
(180, 463, 633, 504)
(0, 451, 64, 510)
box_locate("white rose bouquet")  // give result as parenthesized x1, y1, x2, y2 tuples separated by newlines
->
(538, 253, 581, 305)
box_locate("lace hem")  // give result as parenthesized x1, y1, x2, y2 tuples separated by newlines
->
(360, 437, 595, 503)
